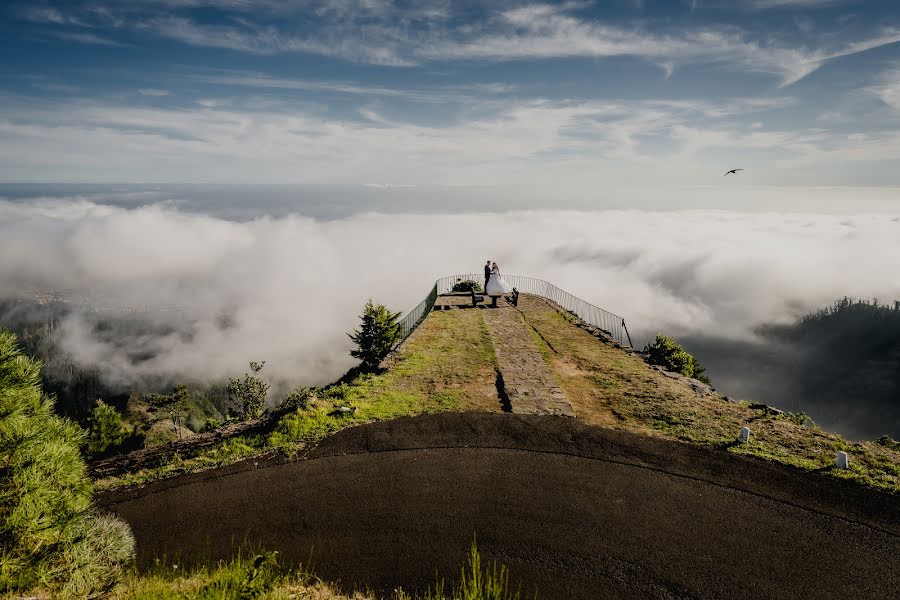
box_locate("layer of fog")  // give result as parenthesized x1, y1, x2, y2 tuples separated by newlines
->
(2, 197, 900, 429)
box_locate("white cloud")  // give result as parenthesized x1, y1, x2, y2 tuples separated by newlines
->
(50, 31, 127, 46)
(746, 0, 847, 7)
(138, 88, 172, 96)
(422, 4, 900, 86)
(20, 1, 900, 84)
(2, 92, 898, 185)
(869, 66, 900, 112)
(2, 198, 899, 392)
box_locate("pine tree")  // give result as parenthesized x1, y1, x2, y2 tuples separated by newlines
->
(348, 300, 401, 370)
(0, 330, 134, 596)
(86, 399, 133, 455)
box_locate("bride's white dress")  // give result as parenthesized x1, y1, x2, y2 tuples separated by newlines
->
(485, 268, 512, 295)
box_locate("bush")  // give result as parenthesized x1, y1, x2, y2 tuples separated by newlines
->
(0, 330, 135, 597)
(426, 539, 525, 600)
(277, 386, 312, 412)
(227, 362, 270, 421)
(348, 300, 401, 370)
(643, 334, 711, 385)
(452, 279, 483, 293)
(86, 399, 140, 456)
(876, 435, 900, 451)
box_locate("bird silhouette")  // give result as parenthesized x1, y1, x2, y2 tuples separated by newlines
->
(724, 168, 744, 176)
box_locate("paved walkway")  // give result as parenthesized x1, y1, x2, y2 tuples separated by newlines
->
(482, 306, 574, 417)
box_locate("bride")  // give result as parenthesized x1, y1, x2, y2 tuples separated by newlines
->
(485, 262, 512, 296)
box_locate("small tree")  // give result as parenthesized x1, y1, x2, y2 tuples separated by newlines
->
(148, 384, 190, 439)
(643, 334, 712, 385)
(86, 399, 132, 455)
(348, 300, 401, 370)
(227, 361, 270, 420)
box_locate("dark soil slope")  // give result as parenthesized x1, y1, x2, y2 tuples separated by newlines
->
(101, 413, 900, 600)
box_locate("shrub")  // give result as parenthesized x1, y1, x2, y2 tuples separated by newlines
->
(643, 334, 712, 385)
(426, 539, 525, 600)
(452, 279, 483, 293)
(86, 399, 140, 456)
(876, 435, 900, 451)
(277, 386, 312, 412)
(0, 330, 135, 597)
(348, 300, 401, 370)
(227, 362, 270, 421)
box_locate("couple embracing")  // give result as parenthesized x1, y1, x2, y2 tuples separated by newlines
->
(483, 260, 512, 297)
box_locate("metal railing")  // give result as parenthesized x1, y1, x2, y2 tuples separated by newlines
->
(396, 282, 438, 344)
(397, 274, 631, 347)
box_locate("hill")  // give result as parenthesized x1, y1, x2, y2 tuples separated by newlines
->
(8, 290, 900, 598)
(91, 293, 900, 493)
(684, 298, 900, 439)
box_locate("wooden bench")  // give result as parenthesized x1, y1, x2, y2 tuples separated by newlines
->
(470, 288, 485, 306)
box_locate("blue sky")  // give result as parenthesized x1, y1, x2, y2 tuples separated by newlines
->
(3, 0, 900, 188)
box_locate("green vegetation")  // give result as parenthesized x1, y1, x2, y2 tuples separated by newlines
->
(0, 330, 134, 598)
(452, 280, 483, 293)
(349, 300, 401, 370)
(643, 334, 711, 385)
(426, 540, 526, 600)
(96, 310, 499, 491)
(758, 296, 900, 439)
(227, 362, 270, 421)
(148, 385, 192, 439)
(110, 542, 527, 600)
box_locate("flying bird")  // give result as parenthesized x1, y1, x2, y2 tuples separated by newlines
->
(724, 168, 744, 176)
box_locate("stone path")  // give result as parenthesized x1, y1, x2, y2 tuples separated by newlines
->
(482, 306, 574, 417)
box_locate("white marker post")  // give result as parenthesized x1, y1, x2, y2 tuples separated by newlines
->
(835, 451, 849, 469)
(738, 427, 751, 444)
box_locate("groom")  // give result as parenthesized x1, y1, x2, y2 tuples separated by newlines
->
(484, 260, 492, 291)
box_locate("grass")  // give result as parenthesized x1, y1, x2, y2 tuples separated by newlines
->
(95, 309, 499, 491)
(516, 295, 900, 493)
(91, 541, 525, 600)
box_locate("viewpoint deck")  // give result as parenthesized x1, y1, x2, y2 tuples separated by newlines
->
(436, 293, 574, 417)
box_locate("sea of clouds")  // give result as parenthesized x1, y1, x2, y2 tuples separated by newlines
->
(2, 197, 900, 395)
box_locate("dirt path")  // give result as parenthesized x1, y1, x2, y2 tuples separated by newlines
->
(482, 306, 574, 416)
(101, 413, 900, 600)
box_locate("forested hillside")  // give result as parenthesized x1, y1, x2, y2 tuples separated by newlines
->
(685, 298, 900, 439)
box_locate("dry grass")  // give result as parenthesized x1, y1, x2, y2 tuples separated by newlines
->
(516, 295, 900, 492)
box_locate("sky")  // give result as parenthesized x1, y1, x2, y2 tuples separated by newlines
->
(2, 0, 900, 191)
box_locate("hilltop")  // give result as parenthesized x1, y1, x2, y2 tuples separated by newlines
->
(91, 292, 900, 493)
(7, 289, 900, 599)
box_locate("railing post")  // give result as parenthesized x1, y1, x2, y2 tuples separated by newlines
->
(622, 319, 633, 348)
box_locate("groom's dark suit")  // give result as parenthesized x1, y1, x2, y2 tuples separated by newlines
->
(484, 263, 492, 291)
